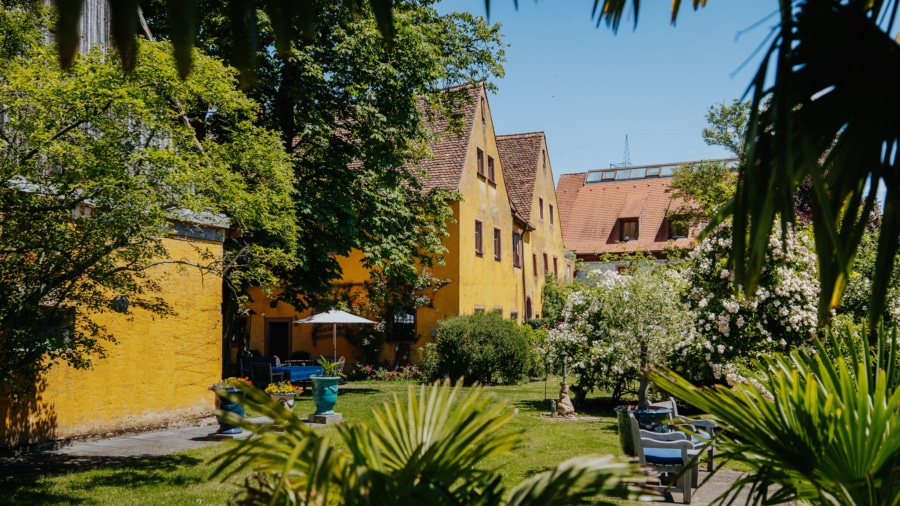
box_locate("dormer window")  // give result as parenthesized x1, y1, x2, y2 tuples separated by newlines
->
(668, 217, 689, 239)
(620, 218, 639, 241)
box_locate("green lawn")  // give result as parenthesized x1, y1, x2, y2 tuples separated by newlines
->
(6, 379, 639, 505)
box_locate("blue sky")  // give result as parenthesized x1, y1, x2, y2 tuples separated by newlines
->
(435, 1, 779, 179)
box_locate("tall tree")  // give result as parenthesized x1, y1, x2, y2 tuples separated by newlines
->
(143, 1, 505, 337)
(667, 99, 747, 226)
(0, 6, 295, 394)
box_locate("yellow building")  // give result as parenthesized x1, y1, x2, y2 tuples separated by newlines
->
(1, 222, 225, 447)
(497, 131, 572, 320)
(244, 85, 571, 366)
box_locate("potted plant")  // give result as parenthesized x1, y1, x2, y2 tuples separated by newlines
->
(209, 377, 252, 434)
(310, 356, 345, 416)
(265, 381, 298, 409)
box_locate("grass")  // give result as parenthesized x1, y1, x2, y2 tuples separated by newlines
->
(4, 378, 651, 505)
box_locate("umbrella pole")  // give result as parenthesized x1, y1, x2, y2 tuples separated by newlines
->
(333, 324, 337, 362)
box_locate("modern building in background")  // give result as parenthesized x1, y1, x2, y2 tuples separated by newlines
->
(556, 159, 734, 276)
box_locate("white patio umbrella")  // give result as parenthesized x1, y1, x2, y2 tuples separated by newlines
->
(294, 310, 376, 361)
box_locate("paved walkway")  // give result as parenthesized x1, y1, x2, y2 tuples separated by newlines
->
(1, 418, 747, 504)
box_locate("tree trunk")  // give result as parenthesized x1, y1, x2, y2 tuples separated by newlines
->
(638, 341, 649, 411)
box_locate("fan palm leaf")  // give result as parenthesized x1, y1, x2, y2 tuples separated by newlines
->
(647, 325, 900, 505)
(209, 380, 641, 505)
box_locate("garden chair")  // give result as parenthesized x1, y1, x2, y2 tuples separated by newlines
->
(628, 412, 699, 504)
(650, 397, 718, 472)
(250, 363, 284, 390)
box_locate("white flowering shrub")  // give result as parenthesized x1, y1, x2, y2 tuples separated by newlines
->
(545, 264, 694, 403)
(675, 222, 820, 382)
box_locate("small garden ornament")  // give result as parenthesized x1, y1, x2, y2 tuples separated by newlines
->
(557, 381, 576, 418)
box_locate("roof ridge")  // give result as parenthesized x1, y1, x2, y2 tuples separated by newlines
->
(496, 131, 545, 139)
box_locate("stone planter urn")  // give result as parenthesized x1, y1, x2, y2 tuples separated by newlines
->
(310, 376, 340, 415)
(270, 392, 296, 409)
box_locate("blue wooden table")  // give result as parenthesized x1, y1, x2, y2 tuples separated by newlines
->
(273, 365, 324, 382)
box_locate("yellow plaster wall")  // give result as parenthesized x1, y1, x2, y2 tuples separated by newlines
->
(1, 236, 224, 447)
(455, 91, 521, 319)
(243, 250, 372, 363)
(524, 136, 572, 319)
(415, 201, 461, 348)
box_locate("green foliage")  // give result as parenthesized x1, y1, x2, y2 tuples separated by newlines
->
(209, 380, 639, 505)
(649, 324, 900, 505)
(143, 0, 505, 314)
(316, 356, 346, 378)
(521, 325, 550, 379)
(701, 98, 751, 162)
(596, 0, 900, 338)
(539, 272, 582, 324)
(0, 25, 294, 393)
(666, 99, 746, 225)
(424, 312, 533, 385)
(546, 263, 694, 406)
(723, 0, 900, 331)
(667, 160, 737, 224)
(837, 230, 900, 325)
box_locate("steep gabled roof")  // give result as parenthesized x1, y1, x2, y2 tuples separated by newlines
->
(496, 132, 544, 223)
(556, 173, 694, 255)
(416, 84, 483, 192)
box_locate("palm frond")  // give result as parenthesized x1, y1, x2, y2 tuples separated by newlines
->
(648, 324, 900, 505)
(728, 0, 900, 330)
(505, 455, 639, 506)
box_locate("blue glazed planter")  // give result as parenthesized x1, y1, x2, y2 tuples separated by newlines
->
(311, 376, 340, 415)
(216, 388, 245, 434)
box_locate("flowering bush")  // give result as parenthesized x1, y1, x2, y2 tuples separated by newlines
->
(357, 364, 425, 381)
(264, 381, 297, 395)
(675, 222, 820, 382)
(545, 263, 694, 405)
(209, 377, 252, 391)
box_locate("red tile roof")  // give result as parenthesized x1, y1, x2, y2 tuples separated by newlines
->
(416, 85, 483, 192)
(556, 173, 695, 255)
(496, 132, 545, 223)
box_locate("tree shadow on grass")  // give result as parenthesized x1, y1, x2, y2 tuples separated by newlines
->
(4, 453, 206, 505)
(513, 396, 625, 418)
(2, 451, 204, 477)
(334, 387, 383, 396)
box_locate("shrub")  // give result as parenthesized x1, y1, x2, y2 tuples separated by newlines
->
(425, 312, 532, 385)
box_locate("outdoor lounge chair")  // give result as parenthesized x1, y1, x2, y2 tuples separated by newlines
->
(650, 397, 718, 472)
(250, 363, 284, 389)
(629, 412, 699, 504)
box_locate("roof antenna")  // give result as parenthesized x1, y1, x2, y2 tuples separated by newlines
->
(610, 135, 632, 168)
